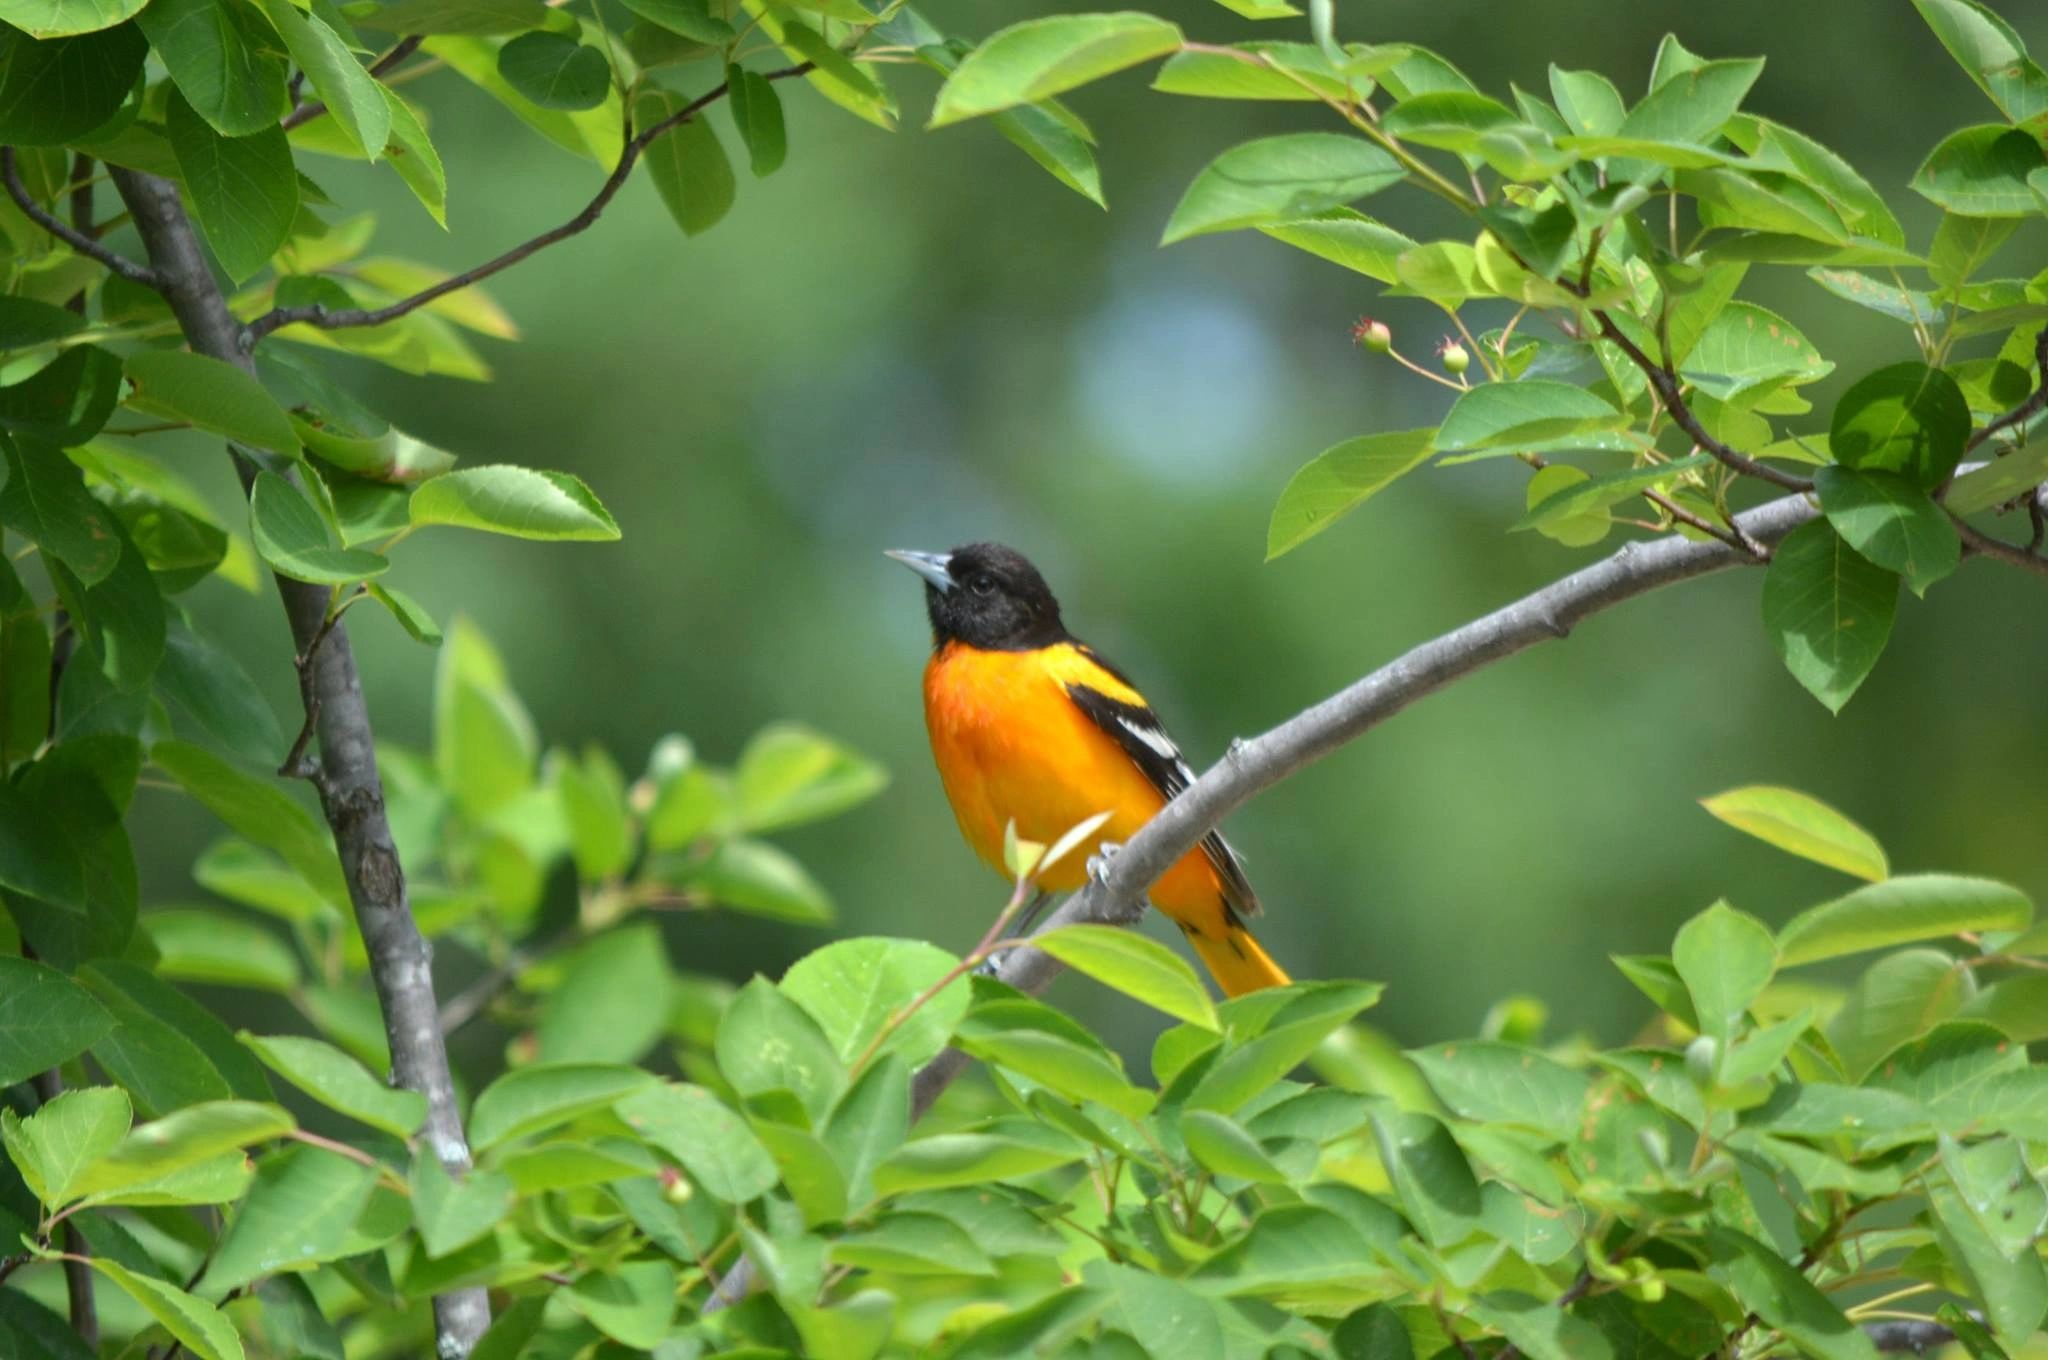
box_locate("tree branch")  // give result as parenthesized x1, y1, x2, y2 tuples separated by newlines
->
(245, 64, 813, 345)
(1, 147, 161, 288)
(108, 165, 492, 1359)
(1590, 309, 1813, 493)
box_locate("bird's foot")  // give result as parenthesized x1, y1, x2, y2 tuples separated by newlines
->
(1087, 841, 1124, 887)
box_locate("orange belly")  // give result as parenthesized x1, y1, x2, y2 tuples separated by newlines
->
(920, 642, 1224, 918)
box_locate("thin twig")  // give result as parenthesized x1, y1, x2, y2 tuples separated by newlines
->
(438, 927, 577, 1034)
(1589, 308, 1813, 492)
(0, 147, 160, 288)
(29, 1066, 98, 1350)
(1642, 487, 1768, 559)
(246, 63, 813, 344)
(281, 36, 427, 131)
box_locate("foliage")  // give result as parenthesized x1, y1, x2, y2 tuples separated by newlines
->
(2, 0, 2047, 1354)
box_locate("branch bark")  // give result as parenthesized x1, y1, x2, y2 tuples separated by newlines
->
(244, 64, 812, 345)
(108, 166, 492, 1358)
(1, 147, 160, 287)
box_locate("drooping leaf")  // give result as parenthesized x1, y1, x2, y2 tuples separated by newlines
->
(249, 470, 390, 584)
(0, 25, 147, 144)
(137, 0, 290, 136)
(1912, 125, 2048, 218)
(1814, 466, 1959, 596)
(1699, 785, 1888, 881)
(409, 465, 621, 540)
(122, 350, 301, 456)
(1828, 362, 1970, 490)
(497, 31, 611, 110)
(929, 12, 1183, 127)
(1760, 519, 1898, 713)
(239, 1032, 427, 1137)
(1778, 874, 2031, 966)
(1163, 133, 1403, 243)
(1266, 428, 1435, 559)
(0, 956, 113, 1087)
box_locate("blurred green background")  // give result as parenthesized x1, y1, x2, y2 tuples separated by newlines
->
(137, 0, 2048, 1061)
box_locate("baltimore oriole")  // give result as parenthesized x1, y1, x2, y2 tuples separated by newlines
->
(888, 542, 1290, 996)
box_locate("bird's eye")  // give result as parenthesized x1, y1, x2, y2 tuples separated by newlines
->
(971, 574, 997, 596)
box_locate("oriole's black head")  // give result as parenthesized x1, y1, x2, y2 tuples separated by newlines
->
(886, 542, 1068, 650)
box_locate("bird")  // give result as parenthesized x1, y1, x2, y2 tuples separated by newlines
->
(886, 541, 1290, 997)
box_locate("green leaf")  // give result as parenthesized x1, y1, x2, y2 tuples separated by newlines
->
(1368, 1108, 1481, 1248)
(0, 26, 142, 143)
(497, 31, 610, 110)
(0, 595, 49, 770)
(1829, 948, 1972, 1079)
(0, 955, 113, 1087)
(0, 346, 123, 444)
(78, 963, 253, 1115)
(250, 470, 390, 584)
(766, 14, 892, 130)
(1680, 302, 1831, 401)
(1550, 65, 1626, 136)
(1163, 133, 1403, 243)
(929, 12, 1183, 127)
(1930, 214, 2017, 296)
(1960, 974, 2048, 1042)
(536, 922, 673, 1065)
(1829, 362, 1970, 490)
(1701, 785, 1888, 881)
(71, 1100, 293, 1200)
(1257, 208, 1416, 284)
(1807, 267, 1934, 325)
(410, 1152, 515, 1256)
(239, 1032, 427, 1137)
(367, 583, 443, 645)
(0, 0, 144, 38)
(781, 936, 968, 1067)
(355, 0, 545, 32)
(146, 909, 299, 991)
(1706, 1228, 1877, 1360)
(552, 746, 631, 879)
(1779, 874, 2031, 966)
(636, 89, 735, 236)
(616, 0, 729, 40)
(684, 837, 835, 922)
(432, 616, 538, 820)
(381, 87, 447, 225)
(1190, 1201, 1386, 1295)
(615, 1081, 779, 1202)
(1, 1085, 129, 1206)
(165, 96, 296, 278)
(1406, 1040, 1589, 1142)
(1436, 381, 1629, 453)
(954, 995, 1151, 1119)
(832, 1212, 995, 1275)
(1471, 1293, 1614, 1360)
(1673, 901, 1777, 1044)
(875, 1120, 1085, 1193)
(204, 1145, 376, 1290)
(1189, 982, 1381, 1113)
(1266, 428, 1435, 559)
(1814, 466, 1959, 596)
(89, 1257, 247, 1360)
(1760, 519, 1899, 713)
(255, 0, 390, 157)
(1030, 923, 1220, 1029)
(1179, 1108, 1288, 1182)
(727, 64, 786, 176)
(135, 0, 288, 136)
(734, 722, 887, 831)
(46, 514, 165, 693)
(0, 435, 123, 585)
(1931, 1180, 2048, 1349)
(1617, 57, 1763, 145)
(467, 1062, 654, 1150)
(409, 465, 620, 540)
(1913, 125, 2048, 217)
(1152, 41, 1356, 101)
(716, 975, 847, 1122)
(1943, 1132, 2048, 1260)
(1513, 453, 1714, 533)
(1912, 0, 2048, 129)
(151, 739, 349, 909)
(123, 350, 300, 456)
(565, 1260, 677, 1349)
(157, 622, 286, 765)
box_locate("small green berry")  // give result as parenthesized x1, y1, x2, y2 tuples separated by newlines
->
(1437, 337, 1470, 376)
(1351, 317, 1393, 353)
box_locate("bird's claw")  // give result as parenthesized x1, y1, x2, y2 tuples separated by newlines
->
(972, 954, 1004, 981)
(1086, 841, 1124, 887)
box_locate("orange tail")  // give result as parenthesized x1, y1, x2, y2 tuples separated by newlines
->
(1189, 923, 1291, 997)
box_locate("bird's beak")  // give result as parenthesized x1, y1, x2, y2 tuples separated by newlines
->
(884, 549, 956, 592)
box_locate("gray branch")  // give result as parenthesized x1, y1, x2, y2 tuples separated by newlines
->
(108, 167, 491, 1358)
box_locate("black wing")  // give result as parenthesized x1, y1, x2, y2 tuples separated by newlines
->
(1064, 676, 1263, 921)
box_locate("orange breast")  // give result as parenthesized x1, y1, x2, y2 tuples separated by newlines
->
(920, 642, 1224, 917)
